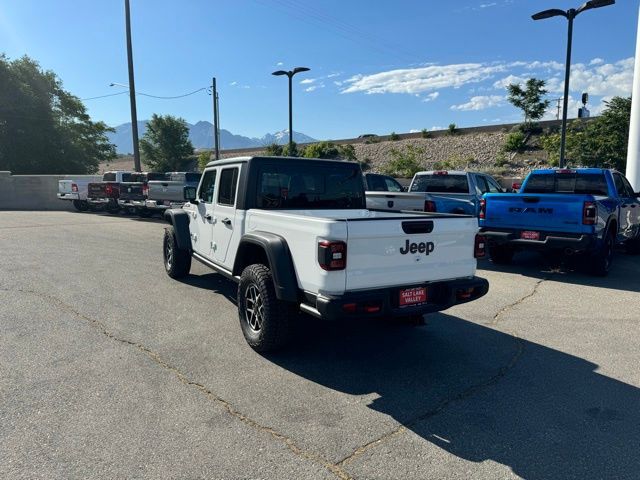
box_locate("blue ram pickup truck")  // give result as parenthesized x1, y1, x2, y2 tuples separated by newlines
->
(479, 168, 640, 276)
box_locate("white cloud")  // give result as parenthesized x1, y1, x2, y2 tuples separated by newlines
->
(451, 95, 504, 111)
(590, 58, 604, 66)
(230, 81, 238, 86)
(300, 78, 315, 84)
(524, 60, 564, 71)
(493, 74, 528, 89)
(409, 129, 421, 133)
(422, 92, 440, 103)
(327, 73, 340, 78)
(341, 63, 509, 95)
(542, 58, 634, 97)
(304, 83, 325, 92)
(479, 2, 497, 8)
(276, 62, 284, 66)
(430, 126, 443, 131)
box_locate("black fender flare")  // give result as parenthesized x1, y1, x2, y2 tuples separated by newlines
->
(164, 209, 192, 251)
(233, 232, 299, 303)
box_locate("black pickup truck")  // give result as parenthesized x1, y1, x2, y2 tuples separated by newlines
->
(118, 172, 167, 216)
(87, 171, 136, 213)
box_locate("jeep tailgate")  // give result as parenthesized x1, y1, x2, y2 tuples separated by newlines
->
(365, 192, 425, 211)
(483, 193, 595, 234)
(344, 215, 478, 291)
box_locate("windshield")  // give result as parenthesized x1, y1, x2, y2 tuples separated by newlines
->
(410, 174, 469, 193)
(256, 163, 365, 209)
(523, 173, 609, 195)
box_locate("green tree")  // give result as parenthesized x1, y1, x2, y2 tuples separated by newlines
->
(282, 141, 298, 157)
(540, 97, 631, 170)
(140, 114, 194, 171)
(303, 141, 357, 161)
(507, 78, 550, 126)
(197, 151, 212, 171)
(381, 145, 424, 178)
(448, 123, 457, 135)
(264, 143, 284, 156)
(0, 54, 115, 174)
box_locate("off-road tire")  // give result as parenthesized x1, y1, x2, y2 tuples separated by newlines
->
(489, 244, 514, 265)
(238, 264, 296, 352)
(105, 201, 120, 214)
(163, 226, 191, 278)
(590, 230, 615, 276)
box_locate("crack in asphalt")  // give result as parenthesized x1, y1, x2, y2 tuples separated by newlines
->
(336, 279, 547, 468)
(490, 278, 547, 326)
(0, 287, 351, 480)
(3, 278, 545, 478)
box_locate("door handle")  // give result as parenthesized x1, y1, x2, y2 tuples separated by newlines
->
(205, 213, 213, 221)
(222, 218, 232, 226)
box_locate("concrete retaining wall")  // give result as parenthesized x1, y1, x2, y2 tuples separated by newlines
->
(0, 172, 102, 211)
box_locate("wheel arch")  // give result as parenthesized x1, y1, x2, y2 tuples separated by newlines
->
(164, 209, 192, 251)
(233, 232, 299, 303)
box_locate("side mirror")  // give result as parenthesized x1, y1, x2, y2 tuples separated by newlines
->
(184, 186, 197, 202)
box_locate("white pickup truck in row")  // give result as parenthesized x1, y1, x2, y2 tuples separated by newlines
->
(163, 156, 489, 352)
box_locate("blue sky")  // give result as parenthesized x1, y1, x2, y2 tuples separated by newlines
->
(1, 0, 638, 139)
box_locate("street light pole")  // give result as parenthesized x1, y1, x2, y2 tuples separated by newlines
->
(124, 0, 141, 172)
(559, 12, 575, 169)
(532, 0, 615, 168)
(272, 67, 310, 153)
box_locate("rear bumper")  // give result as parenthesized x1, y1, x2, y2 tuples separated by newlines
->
(118, 199, 146, 207)
(87, 198, 117, 205)
(57, 193, 79, 201)
(481, 229, 596, 251)
(313, 276, 489, 321)
(145, 200, 184, 210)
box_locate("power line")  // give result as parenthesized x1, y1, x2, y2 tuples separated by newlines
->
(81, 87, 209, 101)
(81, 92, 130, 101)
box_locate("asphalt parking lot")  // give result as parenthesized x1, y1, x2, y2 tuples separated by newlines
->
(1, 211, 639, 479)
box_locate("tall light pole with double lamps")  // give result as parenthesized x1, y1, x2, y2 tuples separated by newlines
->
(532, 0, 615, 168)
(271, 67, 310, 152)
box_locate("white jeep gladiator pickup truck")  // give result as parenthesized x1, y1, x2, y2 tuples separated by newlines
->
(163, 156, 489, 352)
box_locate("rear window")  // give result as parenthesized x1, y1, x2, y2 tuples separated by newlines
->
(121, 173, 135, 182)
(523, 173, 609, 195)
(185, 172, 202, 183)
(410, 174, 469, 193)
(146, 172, 167, 181)
(256, 163, 365, 209)
(103, 173, 116, 181)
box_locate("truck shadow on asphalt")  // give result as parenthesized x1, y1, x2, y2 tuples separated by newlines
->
(267, 314, 640, 479)
(479, 251, 640, 293)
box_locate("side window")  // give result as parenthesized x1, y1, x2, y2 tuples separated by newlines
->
(384, 177, 403, 192)
(485, 176, 503, 193)
(620, 175, 637, 197)
(218, 168, 239, 206)
(367, 175, 386, 191)
(613, 173, 627, 197)
(198, 170, 217, 203)
(475, 175, 489, 194)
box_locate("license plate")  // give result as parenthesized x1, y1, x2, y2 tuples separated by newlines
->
(521, 230, 540, 240)
(399, 287, 427, 307)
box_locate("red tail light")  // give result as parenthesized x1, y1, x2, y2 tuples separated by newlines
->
(479, 198, 486, 220)
(474, 234, 486, 258)
(583, 201, 597, 225)
(434, 170, 448, 175)
(105, 184, 113, 196)
(142, 184, 149, 197)
(318, 241, 347, 271)
(424, 200, 437, 212)
(71, 183, 78, 193)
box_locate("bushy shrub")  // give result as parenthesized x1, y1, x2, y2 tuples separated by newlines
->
(503, 131, 527, 153)
(381, 145, 425, 178)
(389, 132, 400, 141)
(448, 123, 457, 135)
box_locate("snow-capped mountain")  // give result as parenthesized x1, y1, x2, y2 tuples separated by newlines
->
(107, 121, 317, 154)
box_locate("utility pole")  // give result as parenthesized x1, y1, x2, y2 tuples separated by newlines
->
(124, 0, 141, 172)
(555, 98, 562, 120)
(212, 77, 220, 160)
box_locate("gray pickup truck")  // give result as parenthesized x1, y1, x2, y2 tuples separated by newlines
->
(145, 172, 202, 213)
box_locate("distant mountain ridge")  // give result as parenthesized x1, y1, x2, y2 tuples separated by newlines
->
(107, 120, 317, 154)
